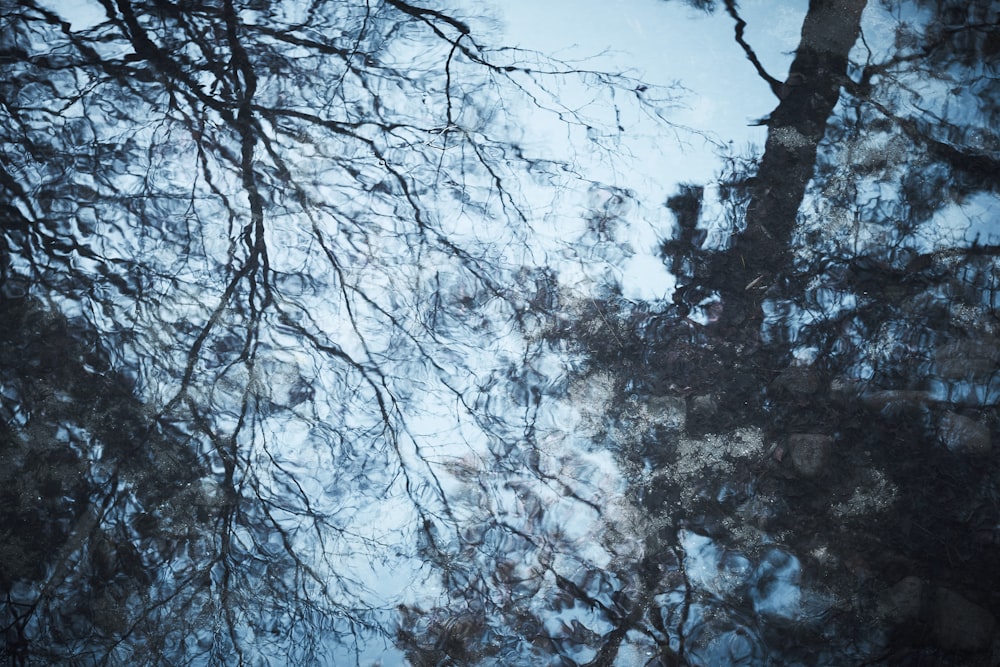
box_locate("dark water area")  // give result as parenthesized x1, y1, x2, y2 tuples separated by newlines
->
(2, 0, 1000, 665)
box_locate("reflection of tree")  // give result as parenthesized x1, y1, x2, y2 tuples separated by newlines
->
(3, 0, 1000, 664)
(650, 0, 1000, 663)
(0, 0, 684, 663)
(0, 297, 215, 663)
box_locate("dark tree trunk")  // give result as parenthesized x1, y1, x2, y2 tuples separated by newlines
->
(663, 0, 869, 433)
(710, 0, 868, 331)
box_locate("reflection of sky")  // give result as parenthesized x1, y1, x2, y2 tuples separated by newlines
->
(499, 0, 805, 300)
(501, 0, 805, 156)
(918, 192, 1000, 249)
(36, 0, 105, 30)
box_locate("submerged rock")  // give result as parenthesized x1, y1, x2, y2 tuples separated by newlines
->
(861, 390, 934, 412)
(787, 434, 832, 477)
(771, 365, 820, 396)
(646, 395, 687, 432)
(937, 412, 991, 455)
(829, 376, 865, 403)
(879, 579, 998, 656)
(931, 587, 996, 652)
(687, 393, 719, 431)
(879, 576, 923, 622)
(932, 338, 1000, 380)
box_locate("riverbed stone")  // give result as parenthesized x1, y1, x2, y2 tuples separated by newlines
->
(772, 365, 820, 395)
(937, 411, 991, 455)
(787, 434, 832, 477)
(861, 389, 933, 412)
(931, 587, 997, 652)
(687, 393, 719, 426)
(829, 376, 865, 403)
(933, 338, 1000, 380)
(646, 395, 687, 431)
(879, 576, 923, 622)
